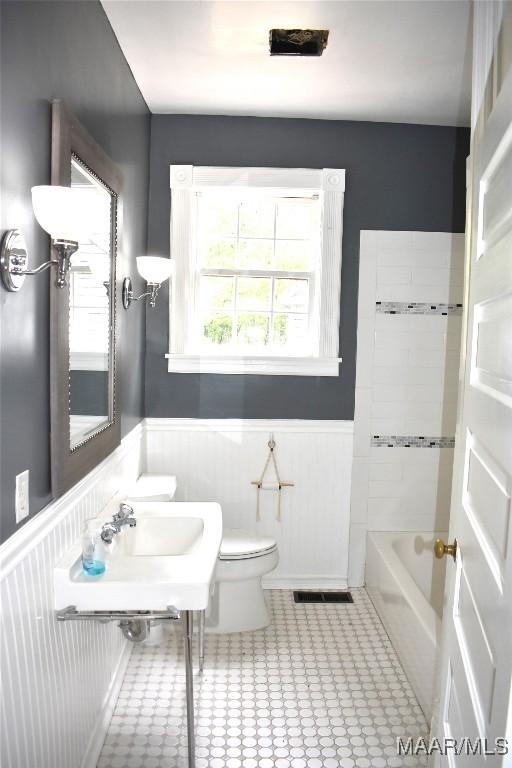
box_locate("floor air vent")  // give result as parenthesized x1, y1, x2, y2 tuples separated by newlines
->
(294, 591, 353, 604)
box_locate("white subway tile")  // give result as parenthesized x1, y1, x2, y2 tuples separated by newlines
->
(354, 390, 372, 458)
(350, 458, 369, 524)
(371, 384, 407, 403)
(375, 330, 446, 351)
(374, 346, 409, 367)
(409, 347, 449, 367)
(376, 251, 450, 269)
(373, 365, 446, 387)
(376, 266, 412, 285)
(370, 446, 443, 466)
(411, 267, 451, 287)
(407, 314, 450, 332)
(376, 284, 453, 303)
(358, 243, 377, 319)
(412, 231, 455, 252)
(355, 319, 376, 386)
(369, 462, 403, 482)
(403, 384, 446, 403)
(376, 230, 414, 251)
(352, 230, 462, 547)
(367, 508, 437, 531)
(375, 313, 411, 331)
(371, 416, 404, 435)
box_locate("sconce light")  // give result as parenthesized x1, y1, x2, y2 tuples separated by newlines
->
(122, 256, 174, 309)
(0, 186, 84, 292)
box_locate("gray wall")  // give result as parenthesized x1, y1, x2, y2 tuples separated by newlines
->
(146, 115, 469, 420)
(0, 1, 150, 542)
(69, 371, 108, 416)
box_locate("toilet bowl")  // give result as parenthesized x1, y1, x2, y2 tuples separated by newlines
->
(206, 529, 279, 634)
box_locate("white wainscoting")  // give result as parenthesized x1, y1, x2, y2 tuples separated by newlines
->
(0, 424, 143, 768)
(144, 419, 354, 589)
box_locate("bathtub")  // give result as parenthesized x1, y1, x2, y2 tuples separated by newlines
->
(365, 530, 447, 721)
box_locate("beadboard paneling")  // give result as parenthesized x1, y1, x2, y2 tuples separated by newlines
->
(0, 425, 143, 768)
(144, 419, 354, 588)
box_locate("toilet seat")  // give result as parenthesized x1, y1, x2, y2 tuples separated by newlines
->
(219, 529, 277, 561)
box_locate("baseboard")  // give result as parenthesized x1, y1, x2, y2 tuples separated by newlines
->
(263, 576, 349, 590)
(81, 641, 132, 768)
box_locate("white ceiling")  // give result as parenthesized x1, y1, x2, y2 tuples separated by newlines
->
(102, 0, 472, 126)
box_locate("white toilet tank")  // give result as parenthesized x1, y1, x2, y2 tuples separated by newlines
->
(125, 473, 177, 502)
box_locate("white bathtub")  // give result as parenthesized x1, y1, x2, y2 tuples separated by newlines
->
(365, 530, 447, 721)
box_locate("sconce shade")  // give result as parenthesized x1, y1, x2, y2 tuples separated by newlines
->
(31, 185, 85, 242)
(136, 256, 174, 284)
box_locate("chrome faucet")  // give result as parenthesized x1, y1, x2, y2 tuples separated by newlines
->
(100, 503, 136, 543)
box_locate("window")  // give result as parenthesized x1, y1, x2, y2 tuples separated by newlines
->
(167, 166, 345, 375)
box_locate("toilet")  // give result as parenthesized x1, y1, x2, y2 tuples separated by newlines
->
(206, 529, 279, 634)
(125, 477, 278, 634)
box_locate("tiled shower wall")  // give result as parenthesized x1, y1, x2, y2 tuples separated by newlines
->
(0, 425, 143, 768)
(349, 230, 465, 586)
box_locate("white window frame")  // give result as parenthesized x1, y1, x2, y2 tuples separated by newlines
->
(166, 165, 345, 376)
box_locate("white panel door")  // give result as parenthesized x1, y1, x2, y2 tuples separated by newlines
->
(433, 6, 512, 765)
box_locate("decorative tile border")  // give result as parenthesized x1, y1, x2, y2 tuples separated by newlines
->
(375, 301, 463, 316)
(371, 435, 456, 448)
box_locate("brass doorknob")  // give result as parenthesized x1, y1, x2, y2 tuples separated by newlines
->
(434, 538, 457, 561)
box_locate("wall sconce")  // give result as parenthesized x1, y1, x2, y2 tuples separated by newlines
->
(122, 257, 174, 309)
(0, 186, 84, 292)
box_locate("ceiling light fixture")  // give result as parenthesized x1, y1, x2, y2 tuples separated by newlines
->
(269, 29, 329, 57)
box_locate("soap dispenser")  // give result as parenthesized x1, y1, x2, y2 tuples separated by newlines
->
(81, 518, 106, 576)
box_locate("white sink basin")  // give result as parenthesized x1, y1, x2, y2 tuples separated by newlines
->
(117, 516, 204, 557)
(54, 501, 222, 612)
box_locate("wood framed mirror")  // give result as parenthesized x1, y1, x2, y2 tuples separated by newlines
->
(50, 100, 122, 496)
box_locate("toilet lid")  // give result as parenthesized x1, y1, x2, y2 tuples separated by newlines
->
(219, 529, 277, 560)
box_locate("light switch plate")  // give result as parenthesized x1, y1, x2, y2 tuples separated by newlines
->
(15, 470, 29, 523)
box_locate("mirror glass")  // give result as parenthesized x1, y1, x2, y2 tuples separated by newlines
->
(69, 156, 114, 450)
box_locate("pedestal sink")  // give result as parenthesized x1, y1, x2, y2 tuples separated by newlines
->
(54, 500, 223, 768)
(54, 501, 222, 611)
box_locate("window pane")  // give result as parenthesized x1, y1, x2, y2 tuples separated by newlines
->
(275, 240, 313, 271)
(237, 277, 272, 310)
(200, 276, 234, 309)
(273, 313, 309, 347)
(200, 237, 236, 268)
(202, 312, 233, 345)
(275, 278, 309, 312)
(237, 313, 270, 346)
(239, 200, 275, 238)
(239, 239, 273, 269)
(199, 197, 238, 236)
(276, 199, 320, 239)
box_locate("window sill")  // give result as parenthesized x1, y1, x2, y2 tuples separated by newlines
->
(165, 354, 341, 376)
